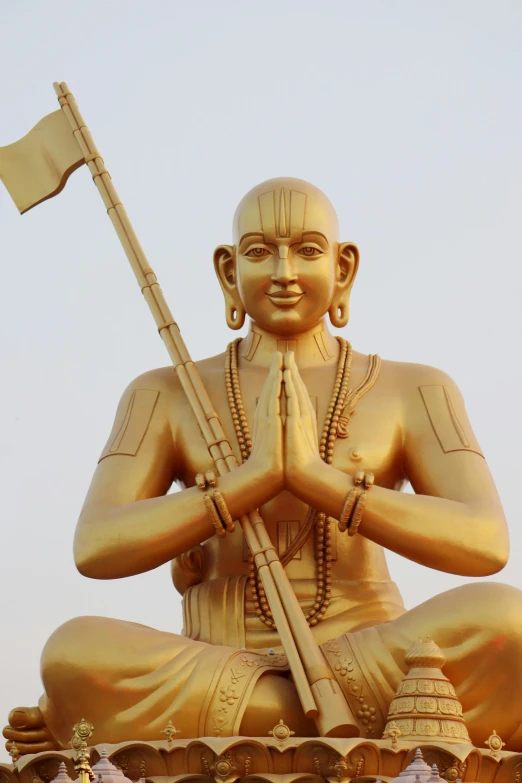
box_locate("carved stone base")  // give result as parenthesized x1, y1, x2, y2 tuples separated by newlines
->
(2, 738, 521, 783)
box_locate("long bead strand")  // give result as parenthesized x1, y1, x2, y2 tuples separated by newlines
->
(227, 337, 351, 628)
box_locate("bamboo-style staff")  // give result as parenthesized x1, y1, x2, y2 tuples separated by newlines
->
(53, 82, 358, 737)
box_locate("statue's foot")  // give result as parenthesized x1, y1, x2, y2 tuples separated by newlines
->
(3, 707, 58, 755)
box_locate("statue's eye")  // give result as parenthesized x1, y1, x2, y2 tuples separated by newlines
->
(298, 246, 322, 258)
(245, 247, 271, 259)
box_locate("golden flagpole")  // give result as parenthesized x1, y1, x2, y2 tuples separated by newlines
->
(52, 81, 358, 736)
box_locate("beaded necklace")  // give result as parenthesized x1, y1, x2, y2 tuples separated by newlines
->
(224, 337, 381, 628)
(226, 337, 349, 628)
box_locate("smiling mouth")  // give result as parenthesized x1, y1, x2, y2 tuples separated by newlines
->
(266, 291, 305, 306)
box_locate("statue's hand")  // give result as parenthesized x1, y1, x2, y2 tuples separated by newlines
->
(248, 351, 284, 495)
(283, 352, 322, 493)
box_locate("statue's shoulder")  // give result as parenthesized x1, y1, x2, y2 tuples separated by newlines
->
(122, 351, 227, 403)
(377, 357, 462, 399)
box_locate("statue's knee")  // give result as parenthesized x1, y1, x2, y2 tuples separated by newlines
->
(41, 616, 102, 680)
(461, 582, 522, 638)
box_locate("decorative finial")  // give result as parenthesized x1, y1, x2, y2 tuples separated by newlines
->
(383, 720, 401, 748)
(71, 718, 94, 750)
(268, 718, 295, 743)
(8, 742, 20, 763)
(485, 730, 506, 757)
(161, 719, 181, 745)
(404, 637, 446, 669)
(70, 719, 95, 783)
(427, 764, 441, 782)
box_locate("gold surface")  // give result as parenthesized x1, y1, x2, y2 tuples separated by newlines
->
(1, 738, 521, 783)
(1, 84, 520, 758)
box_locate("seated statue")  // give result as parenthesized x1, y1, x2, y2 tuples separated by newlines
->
(5, 176, 522, 756)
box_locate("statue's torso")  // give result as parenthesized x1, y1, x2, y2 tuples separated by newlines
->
(162, 349, 408, 615)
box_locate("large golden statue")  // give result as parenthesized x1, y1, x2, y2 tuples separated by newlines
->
(2, 85, 522, 765)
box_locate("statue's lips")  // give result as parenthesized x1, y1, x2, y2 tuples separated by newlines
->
(266, 291, 305, 306)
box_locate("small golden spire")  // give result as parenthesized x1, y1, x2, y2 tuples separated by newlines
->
(71, 719, 95, 783)
(161, 719, 181, 745)
(268, 718, 295, 743)
(383, 720, 402, 749)
(485, 730, 506, 757)
(75, 744, 94, 783)
(8, 741, 20, 763)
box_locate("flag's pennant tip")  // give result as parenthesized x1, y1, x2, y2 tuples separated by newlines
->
(0, 109, 84, 214)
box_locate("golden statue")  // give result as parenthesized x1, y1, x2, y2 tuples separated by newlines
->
(2, 84, 522, 760)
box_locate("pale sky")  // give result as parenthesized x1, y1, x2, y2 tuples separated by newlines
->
(0, 0, 521, 759)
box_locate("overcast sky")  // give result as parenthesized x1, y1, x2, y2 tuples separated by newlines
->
(0, 0, 521, 759)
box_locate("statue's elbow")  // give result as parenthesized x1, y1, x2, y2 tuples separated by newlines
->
(482, 544, 509, 576)
(480, 522, 510, 576)
(74, 546, 98, 579)
(73, 532, 107, 579)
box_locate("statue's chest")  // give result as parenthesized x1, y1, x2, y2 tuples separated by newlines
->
(174, 367, 404, 491)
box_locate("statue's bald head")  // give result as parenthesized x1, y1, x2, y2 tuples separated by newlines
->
(232, 177, 339, 245)
(216, 176, 357, 333)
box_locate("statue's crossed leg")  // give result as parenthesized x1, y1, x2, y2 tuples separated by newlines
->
(6, 581, 522, 753)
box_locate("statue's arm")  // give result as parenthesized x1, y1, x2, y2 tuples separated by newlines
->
(364, 365, 508, 575)
(287, 364, 508, 577)
(74, 369, 282, 580)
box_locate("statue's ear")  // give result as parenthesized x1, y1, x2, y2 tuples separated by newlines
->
(213, 245, 246, 330)
(328, 242, 359, 328)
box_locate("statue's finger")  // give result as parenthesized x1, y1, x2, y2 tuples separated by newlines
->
(3, 725, 53, 743)
(289, 353, 313, 416)
(286, 352, 316, 426)
(258, 352, 282, 415)
(6, 738, 57, 755)
(268, 369, 283, 418)
(7, 707, 44, 730)
(254, 363, 275, 428)
(283, 368, 300, 418)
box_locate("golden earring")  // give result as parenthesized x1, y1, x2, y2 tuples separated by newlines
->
(329, 301, 349, 328)
(227, 303, 246, 330)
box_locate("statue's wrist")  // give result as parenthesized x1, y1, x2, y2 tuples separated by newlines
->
(285, 452, 324, 495)
(218, 458, 283, 513)
(245, 456, 283, 491)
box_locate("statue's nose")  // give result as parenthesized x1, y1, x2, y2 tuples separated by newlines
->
(271, 254, 297, 285)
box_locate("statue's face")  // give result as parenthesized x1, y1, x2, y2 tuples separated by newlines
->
(233, 179, 341, 336)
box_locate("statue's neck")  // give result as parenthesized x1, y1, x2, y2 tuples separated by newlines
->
(238, 320, 340, 369)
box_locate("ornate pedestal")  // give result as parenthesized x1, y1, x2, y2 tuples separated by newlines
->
(2, 738, 521, 783)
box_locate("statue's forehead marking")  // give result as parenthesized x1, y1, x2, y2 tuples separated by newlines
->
(257, 188, 307, 243)
(258, 192, 276, 240)
(290, 190, 306, 240)
(279, 190, 287, 237)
